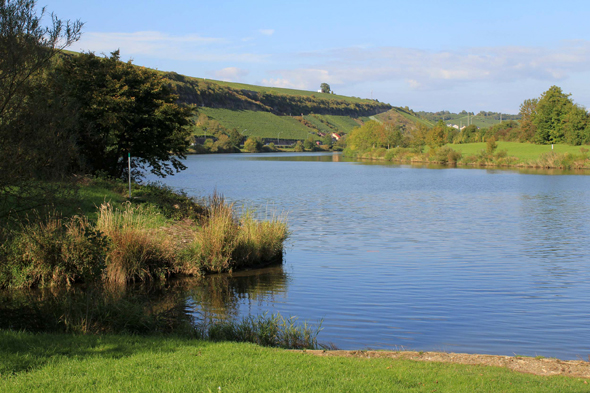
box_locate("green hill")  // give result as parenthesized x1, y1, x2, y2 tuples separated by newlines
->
(162, 73, 405, 140)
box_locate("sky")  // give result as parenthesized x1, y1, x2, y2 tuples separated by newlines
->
(45, 0, 590, 113)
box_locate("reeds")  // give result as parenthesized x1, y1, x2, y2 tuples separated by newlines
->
(202, 312, 322, 349)
(96, 203, 175, 284)
(181, 196, 288, 274)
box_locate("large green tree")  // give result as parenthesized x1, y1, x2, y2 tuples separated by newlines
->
(0, 0, 82, 217)
(54, 51, 194, 179)
(533, 86, 574, 144)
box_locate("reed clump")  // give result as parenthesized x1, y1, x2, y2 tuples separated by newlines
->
(202, 312, 321, 349)
(180, 195, 288, 274)
(96, 203, 175, 284)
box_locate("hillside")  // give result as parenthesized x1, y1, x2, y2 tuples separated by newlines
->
(163, 72, 403, 140)
(416, 110, 521, 129)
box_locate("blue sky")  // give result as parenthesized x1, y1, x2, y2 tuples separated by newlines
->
(47, 0, 590, 113)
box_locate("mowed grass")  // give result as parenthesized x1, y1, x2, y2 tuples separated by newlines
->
(447, 142, 587, 160)
(199, 108, 315, 139)
(0, 331, 587, 392)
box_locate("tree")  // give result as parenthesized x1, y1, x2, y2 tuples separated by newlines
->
(518, 98, 537, 142)
(0, 0, 82, 217)
(461, 125, 478, 143)
(322, 134, 333, 147)
(426, 120, 447, 149)
(303, 135, 316, 150)
(533, 86, 573, 144)
(54, 51, 194, 179)
(244, 136, 262, 152)
(320, 83, 331, 94)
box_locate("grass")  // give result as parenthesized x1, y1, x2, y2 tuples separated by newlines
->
(0, 331, 588, 392)
(200, 78, 375, 104)
(199, 108, 315, 140)
(446, 141, 586, 161)
(347, 142, 590, 170)
(0, 179, 289, 288)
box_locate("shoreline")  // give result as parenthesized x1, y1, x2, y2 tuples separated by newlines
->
(302, 349, 590, 378)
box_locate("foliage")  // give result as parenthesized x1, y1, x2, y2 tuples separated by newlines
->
(426, 120, 448, 148)
(180, 196, 287, 275)
(486, 136, 498, 154)
(244, 136, 263, 152)
(1, 214, 107, 288)
(293, 141, 305, 152)
(320, 82, 331, 94)
(54, 51, 194, 179)
(0, 0, 82, 218)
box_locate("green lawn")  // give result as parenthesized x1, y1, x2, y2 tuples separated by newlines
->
(199, 108, 316, 140)
(448, 142, 588, 160)
(0, 331, 587, 392)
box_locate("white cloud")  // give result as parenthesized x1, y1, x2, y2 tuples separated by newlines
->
(273, 41, 590, 91)
(73, 31, 269, 63)
(259, 29, 275, 36)
(214, 67, 250, 82)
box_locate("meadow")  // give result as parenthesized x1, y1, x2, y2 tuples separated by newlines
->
(446, 142, 587, 161)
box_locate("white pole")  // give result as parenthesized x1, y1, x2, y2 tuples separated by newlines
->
(128, 152, 131, 198)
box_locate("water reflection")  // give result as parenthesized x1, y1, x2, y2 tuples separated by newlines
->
(184, 265, 290, 324)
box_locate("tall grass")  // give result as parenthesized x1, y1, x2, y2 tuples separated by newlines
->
(203, 312, 322, 349)
(181, 196, 288, 274)
(96, 203, 175, 284)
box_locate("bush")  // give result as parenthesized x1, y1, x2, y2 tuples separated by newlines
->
(244, 137, 263, 152)
(1, 214, 107, 288)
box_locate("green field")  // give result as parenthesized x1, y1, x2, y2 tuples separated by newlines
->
(205, 78, 374, 104)
(199, 108, 364, 140)
(199, 108, 316, 140)
(1, 331, 586, 392)
(448, 142, 587, 160)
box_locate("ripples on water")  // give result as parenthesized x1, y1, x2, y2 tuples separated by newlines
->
(159, 153, 590, 359)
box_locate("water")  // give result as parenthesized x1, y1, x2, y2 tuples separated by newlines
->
(157, 152, 590, 359)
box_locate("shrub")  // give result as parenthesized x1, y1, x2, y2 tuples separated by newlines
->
(244, 137, 263, 152)
(1, 214, 107, 288)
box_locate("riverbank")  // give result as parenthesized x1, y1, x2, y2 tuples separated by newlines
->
(0, 178, 288, 289)
(1, 331, 588, 392)
(344, 142, 590, 170)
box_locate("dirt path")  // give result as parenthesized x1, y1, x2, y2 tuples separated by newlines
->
(301, 350, 590, 379)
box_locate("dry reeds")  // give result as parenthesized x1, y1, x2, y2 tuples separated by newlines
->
(96, 202, 175, 284)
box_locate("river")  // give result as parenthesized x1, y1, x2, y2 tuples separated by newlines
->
(156, 152, 590, 360)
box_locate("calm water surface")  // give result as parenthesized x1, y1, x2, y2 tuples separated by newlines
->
(158, 152, 590, 359)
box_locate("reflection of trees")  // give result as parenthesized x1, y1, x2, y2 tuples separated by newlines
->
(183, 265, 290, 324)
(0, 266, 289, 333)
(0, 282, 190, 334)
